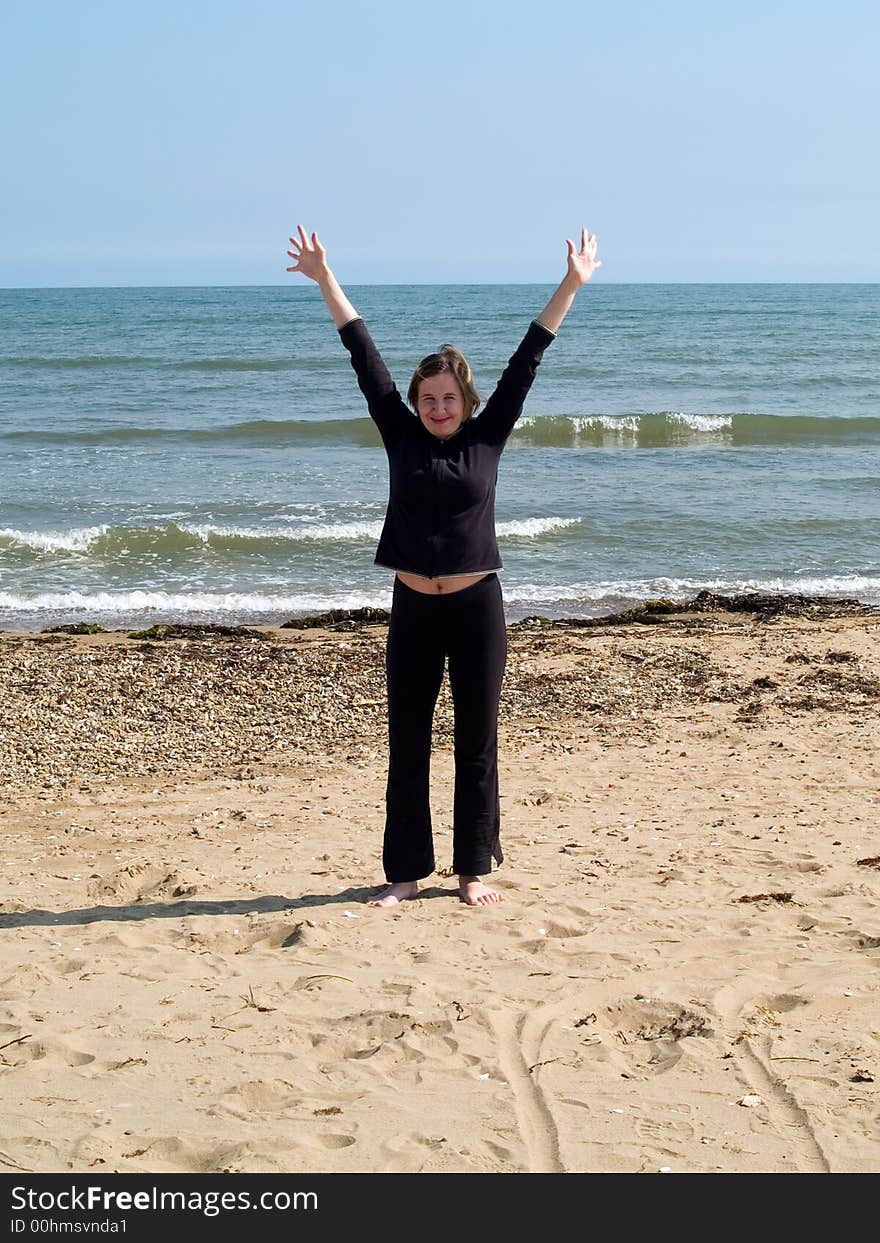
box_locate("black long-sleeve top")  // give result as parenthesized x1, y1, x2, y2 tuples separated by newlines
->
(337, 315, 557, 578)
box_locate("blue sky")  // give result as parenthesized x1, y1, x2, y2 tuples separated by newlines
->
(2, 0, 878, 285)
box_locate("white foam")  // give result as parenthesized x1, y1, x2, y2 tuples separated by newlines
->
(515, 412, 734, 436)
(576, 415, 640, 434)
(180, 517, 580, 542)
(179, 520, 384, 542)
(0, 516, 581, 552)
(664, 413, 733, 433)
(3, 571, 878, 620)
(515, 413, 643, 435)
(505, 573, 880, 606)
(0, 525, 110, 553)
(495, 517, 580, 538)
(0, 588, 392, 614)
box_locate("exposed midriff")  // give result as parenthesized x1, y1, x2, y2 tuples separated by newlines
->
(394, 570, 491, 595)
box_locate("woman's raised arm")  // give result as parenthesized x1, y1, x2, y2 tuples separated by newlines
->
(534, 228, 601, 334)
(286, 224, 411, 448)
(287, 225, 360, 327)
(474, 229, 601, 446)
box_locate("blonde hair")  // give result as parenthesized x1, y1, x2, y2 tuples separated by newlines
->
(407, 345, 482, 420)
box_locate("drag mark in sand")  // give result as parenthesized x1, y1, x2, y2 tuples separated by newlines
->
(732, 1036, 831, 1173)
(489, 1008, 565, 1173)
(714, 980, 831, 1173)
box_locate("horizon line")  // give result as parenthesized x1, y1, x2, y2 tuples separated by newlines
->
(2, 280, 880, 292)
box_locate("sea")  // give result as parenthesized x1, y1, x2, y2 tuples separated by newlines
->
(1, 283, 878, 631)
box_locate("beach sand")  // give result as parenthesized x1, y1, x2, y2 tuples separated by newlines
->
(1, 596, 878, 1174)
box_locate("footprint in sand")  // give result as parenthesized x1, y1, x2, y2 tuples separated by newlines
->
(755, 992, 810, 1014)
(233, 919, 345, 954)
(481, 1138, 523, 1167)
(312, 1009, 412, 1043)
(509, 910, 601, 956)
(3, 1034, 95, 1067)
(379, 1131, 477, 1173)
(537, 920, 593, 940)
(181, 1121, 356, 1161)
(635, 1112, 696, 1147)
(307, 1133, 357, 1150)
(50, 958, 89, 977)
(215, 1079, 300, 1119)
(303, 1011, 478, 1079)
(88, 862, 199, 904)
(83, 1135, 291, 1174)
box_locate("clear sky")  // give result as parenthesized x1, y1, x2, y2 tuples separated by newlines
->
(3, 0, 878, 285)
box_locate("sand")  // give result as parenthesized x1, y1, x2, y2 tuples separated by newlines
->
(1, 599, 878, 1174)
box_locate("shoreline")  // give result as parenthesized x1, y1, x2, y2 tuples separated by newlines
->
(4, 586, 880, 635)
(2, 586, 879, 639)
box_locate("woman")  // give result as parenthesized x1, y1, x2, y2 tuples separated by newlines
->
(286, 225, 601, 907)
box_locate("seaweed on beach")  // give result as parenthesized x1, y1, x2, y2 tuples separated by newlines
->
(736, 892, 794, 904)
(681, 590, 879, 620)
(282, 607, 390, 631)
(32, 590, 875, 646)
(42, 622, 107, 635)
(795, 666, 880, 697)
(509, 589, 880, 631)
(511, 597, 684, 629)
(634, 1010, 709, 1041)
(127, 623, 268, 641)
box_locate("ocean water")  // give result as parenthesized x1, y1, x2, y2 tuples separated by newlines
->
(1, 283, 878, 631)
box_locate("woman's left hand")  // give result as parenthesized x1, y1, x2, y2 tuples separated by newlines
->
(566, 227, 601, 285)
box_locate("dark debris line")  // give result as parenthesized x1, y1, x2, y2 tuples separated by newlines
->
(36, 590, 880, 639)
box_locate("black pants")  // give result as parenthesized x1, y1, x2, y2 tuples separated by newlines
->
(383, 572, 507, 882)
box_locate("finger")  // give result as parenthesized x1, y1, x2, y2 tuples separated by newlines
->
(312, 230, 326, 252)
(566, 238, 575, 254)
(297, 223, 310, 249)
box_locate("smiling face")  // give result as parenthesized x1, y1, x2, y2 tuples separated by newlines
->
(416, 371, 467, 439)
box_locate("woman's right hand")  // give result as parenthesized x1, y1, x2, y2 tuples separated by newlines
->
(286, 224, 329, 282)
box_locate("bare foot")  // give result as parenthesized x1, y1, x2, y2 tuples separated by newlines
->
(459, 875, 501, 906)
(367, 880, 419, 907)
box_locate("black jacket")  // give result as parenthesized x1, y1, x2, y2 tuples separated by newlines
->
(338, 315, 556, 578)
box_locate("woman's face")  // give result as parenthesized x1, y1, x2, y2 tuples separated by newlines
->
(416, 371, 466, 439)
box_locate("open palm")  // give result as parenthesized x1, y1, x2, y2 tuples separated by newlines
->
(566, 228, 601, 286)
(286, 224, 328, 282)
